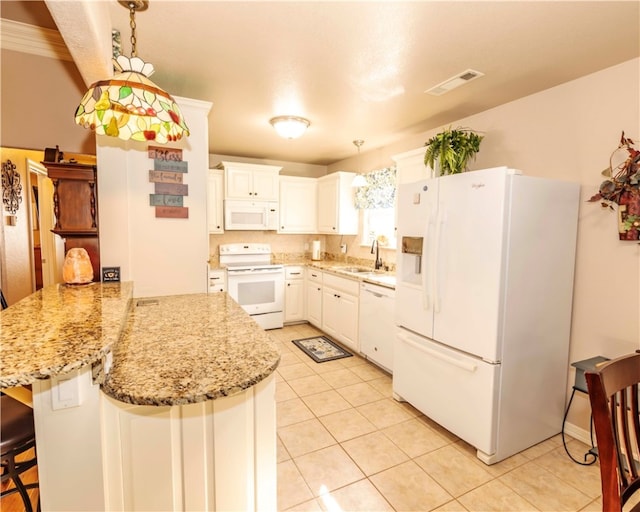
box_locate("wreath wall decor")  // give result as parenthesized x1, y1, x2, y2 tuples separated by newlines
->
(588, 131, 640, 240)
(2, 159, 23, 216)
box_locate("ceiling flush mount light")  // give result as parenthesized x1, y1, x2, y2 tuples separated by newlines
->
(269, 116, 310, 139)
(74, 0, 189, 143)
(351, 139, 367, 187)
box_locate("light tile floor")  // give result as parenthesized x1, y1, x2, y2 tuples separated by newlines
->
(271, 324, 603, 512)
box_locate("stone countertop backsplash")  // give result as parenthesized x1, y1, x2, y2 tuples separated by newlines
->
(209, 251, 397, 288)
(210, 251, 396, 272)
(272, 253, 397, 289)
(274, 251, 396, 272)
(1, 283, 281, 406)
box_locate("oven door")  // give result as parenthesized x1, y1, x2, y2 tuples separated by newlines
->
(226, 267, 284, 315)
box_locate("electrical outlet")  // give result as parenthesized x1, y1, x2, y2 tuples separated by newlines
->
(340, 244, 347, 253)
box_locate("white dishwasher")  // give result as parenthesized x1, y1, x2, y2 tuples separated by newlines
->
(358, 282, 396, 373)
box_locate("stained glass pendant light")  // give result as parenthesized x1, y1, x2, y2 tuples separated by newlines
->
(74, 1, 189, 143)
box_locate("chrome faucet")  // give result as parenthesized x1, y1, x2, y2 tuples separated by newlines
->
(371, 240, 383, 270)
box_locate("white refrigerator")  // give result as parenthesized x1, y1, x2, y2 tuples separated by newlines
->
(393, 166, 580, 464)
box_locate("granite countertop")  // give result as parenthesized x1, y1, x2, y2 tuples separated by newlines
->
(102, 293, 280, 406)
(277, 259, 397, 289)
(1, 284, 281, 407)
(0, 282, 133, 388)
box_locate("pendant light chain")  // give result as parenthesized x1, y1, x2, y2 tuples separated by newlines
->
(129, 3, 138, 57)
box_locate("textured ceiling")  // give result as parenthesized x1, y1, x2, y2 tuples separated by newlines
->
(8, 1, 640, 165)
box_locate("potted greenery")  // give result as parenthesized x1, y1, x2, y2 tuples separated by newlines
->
(588, 131, 640, 240)
(424, 127, 484, 176)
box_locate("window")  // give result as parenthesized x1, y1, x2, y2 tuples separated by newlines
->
(362, 208, 396, 249)
(354, 166, 397, 249)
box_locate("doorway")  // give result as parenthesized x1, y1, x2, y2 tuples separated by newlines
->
(27, 159, 62, 289)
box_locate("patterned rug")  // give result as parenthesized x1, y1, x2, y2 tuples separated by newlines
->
(291, 336, 353, 363)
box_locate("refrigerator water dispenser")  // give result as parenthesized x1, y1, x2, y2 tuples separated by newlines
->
(401, 236, 423, 283)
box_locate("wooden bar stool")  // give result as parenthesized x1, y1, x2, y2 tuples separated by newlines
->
(1, 394, 39, 512)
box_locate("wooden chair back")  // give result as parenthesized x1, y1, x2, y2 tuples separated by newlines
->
(585, 352, 640, 512)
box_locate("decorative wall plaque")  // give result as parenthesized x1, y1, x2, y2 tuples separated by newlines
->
(2, 159, 22, 217)
(148, 146, 189, 219)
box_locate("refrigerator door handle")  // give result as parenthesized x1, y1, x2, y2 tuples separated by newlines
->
(399, 333, 477, 373)
(421, 212, 431, 311)
(433, 206, 446, 313)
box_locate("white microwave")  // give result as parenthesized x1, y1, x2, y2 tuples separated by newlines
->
(224, 200, 278, 230)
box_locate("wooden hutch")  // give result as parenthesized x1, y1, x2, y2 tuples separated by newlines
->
(43, 161, 100, 282)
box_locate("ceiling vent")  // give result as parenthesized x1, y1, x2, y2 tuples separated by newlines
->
(425, 69, 484, 96)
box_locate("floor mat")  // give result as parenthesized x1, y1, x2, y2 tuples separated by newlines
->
(291, 336, 353, 363)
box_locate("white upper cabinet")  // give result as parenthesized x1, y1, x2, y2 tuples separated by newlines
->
(392, 147, 428, 185)
(317, 171, 358, 234)
(279, 176, 318, 233)
(207, 169, 224, 234)
(218, 161, 282, 200)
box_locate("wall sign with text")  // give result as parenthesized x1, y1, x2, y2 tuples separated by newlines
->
(148, 146, 189, 219)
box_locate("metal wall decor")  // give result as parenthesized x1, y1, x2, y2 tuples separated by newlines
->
(2, 159, 22, 215)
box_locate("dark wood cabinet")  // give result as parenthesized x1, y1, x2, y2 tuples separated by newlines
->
(43, 162, 101, 282)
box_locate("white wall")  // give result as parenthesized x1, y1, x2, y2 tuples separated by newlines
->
(98, 97, 213, 298)
(330, 58, 640, 436)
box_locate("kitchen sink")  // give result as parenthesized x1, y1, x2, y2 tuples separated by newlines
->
(337, 267, 370, 273)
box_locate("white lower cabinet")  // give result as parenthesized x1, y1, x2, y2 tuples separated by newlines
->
(284, 266, 305, 323)
(305, 268, 323, 328)
(321, 273, 359, 352)
(101, 375, 276, 511)
(208, 269, 227, 293)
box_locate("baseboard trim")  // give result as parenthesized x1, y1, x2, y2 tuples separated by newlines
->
(563, 421, 592, 446)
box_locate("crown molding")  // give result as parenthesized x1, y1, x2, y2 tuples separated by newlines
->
(0, 18, 72, 61)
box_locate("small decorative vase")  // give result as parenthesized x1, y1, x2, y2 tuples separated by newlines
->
(62, 248, 94, 284)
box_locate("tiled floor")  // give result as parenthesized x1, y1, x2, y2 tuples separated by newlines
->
(271, 324, 604, 512)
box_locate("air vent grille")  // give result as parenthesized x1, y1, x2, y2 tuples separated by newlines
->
(425, 69, 484, 96)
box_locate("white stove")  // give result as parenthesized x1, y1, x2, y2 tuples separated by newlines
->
(219, 244, 284, 330)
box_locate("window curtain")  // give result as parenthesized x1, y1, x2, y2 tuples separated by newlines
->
(354, 166, 397, 209)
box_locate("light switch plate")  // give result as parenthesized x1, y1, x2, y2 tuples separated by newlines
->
(51, 371, 81, 409)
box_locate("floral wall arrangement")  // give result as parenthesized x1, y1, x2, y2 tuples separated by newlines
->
(588, 131, 640, 240)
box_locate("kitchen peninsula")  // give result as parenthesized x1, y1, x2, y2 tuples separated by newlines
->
(0, 282, 280, 511)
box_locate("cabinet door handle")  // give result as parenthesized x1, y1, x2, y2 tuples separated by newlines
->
(290, 272, 301, 275)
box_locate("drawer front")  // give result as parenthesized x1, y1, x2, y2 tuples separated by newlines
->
(209, 270, 227, 292)
(393, 328, 499, 455)
(285, 266, 304, 279)
(322, 272, 359, 296)
(306, 268, 323, 284)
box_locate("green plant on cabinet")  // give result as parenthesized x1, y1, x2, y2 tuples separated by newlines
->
(424, 126, 484, 176)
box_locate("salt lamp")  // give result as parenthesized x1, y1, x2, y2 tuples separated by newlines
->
(62, 248, 93, 284)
